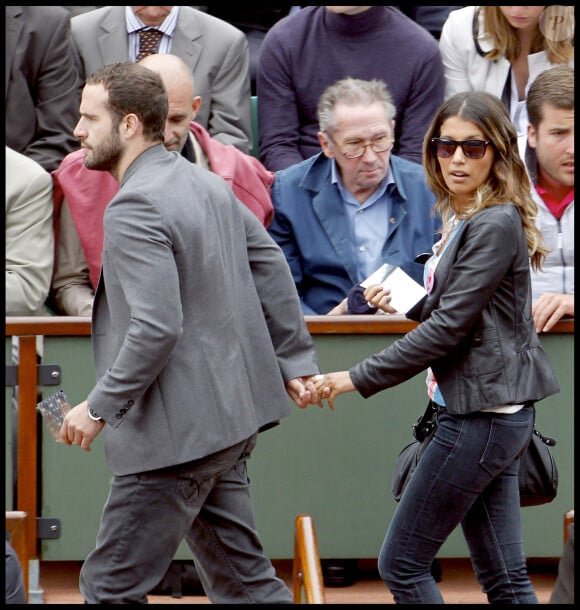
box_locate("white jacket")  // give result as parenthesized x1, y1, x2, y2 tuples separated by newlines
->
(439, 6, 574, 135)
(518, 136, 575, 300)
(529, 188, 574, 302)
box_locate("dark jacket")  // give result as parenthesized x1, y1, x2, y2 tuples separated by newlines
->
(5, 5, 82, 172)
(351, 203, 559, 413)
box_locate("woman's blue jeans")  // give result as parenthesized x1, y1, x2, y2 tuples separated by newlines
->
(379, 405, 538, 604)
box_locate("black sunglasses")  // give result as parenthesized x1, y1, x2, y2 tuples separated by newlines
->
(431, 138, 493, 159)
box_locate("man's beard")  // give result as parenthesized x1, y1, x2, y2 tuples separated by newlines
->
(83, 132, 123, 172)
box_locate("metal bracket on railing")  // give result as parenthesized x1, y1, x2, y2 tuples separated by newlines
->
(4, 364, 61, 387)
(5, 365, 17, 387)
(37, 365, 61, 386)
(37, 518, 61, 539)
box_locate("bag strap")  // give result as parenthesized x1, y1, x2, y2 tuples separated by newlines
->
(533, 426, 557, 447)
(413, 401, 438, 442)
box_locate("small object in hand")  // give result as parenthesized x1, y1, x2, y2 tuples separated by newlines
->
(37, 390, 70, 441)
(315, 374, 325, 381)
(347, 284, 378, 315)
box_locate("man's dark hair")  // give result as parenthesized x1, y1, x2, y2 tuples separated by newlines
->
(86, 62, 167, 141)
(526, 65, 574, 129)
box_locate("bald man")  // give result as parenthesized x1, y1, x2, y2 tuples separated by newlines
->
(50, 54, 274, 316)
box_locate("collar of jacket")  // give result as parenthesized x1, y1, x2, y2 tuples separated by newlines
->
(472, 6, 495, 58)
(300, 152, 410, 202)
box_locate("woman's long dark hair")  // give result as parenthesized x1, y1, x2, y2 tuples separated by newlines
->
(422, 91, 548, 270)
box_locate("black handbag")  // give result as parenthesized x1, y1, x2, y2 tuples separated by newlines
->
(518, 427, 558, 507)
(390, 401, 438, 503)
(390, 403, 558, 507)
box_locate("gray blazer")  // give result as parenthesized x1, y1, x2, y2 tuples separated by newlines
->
(351, 204, 560, 413)
(71, 6, 252, 152)
(87, 145, 319, 476)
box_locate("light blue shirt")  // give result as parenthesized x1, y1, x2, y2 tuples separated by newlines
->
(331, 159, 394, 282)
(125, 6, 178, 61)
(424, 218, 464, 407)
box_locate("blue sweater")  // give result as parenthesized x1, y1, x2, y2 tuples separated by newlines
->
(256, 6, 444, 171)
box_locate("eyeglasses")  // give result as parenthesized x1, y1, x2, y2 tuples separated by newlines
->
(431, 138, 493, 159)
(325, 134, 394, 159)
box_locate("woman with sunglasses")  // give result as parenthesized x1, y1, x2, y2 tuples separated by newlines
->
(310, 91, 560, 603)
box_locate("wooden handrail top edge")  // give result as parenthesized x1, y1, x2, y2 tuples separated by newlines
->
(5, 315, 574, 336)
(6, 316, 92, 335)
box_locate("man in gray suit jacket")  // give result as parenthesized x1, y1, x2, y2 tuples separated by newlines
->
(71, 6, 253, 153)
(59, 62, 321, 603)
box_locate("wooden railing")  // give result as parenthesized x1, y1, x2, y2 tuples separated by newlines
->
(6, 312, 574, 337)
(293, 514, 326, 603)
(5, 314, 574, 567)
(6, 317, 91, 569)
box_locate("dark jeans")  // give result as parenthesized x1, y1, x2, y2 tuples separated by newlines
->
(379, 406, 538, 604)
(80, 433, 292, 603)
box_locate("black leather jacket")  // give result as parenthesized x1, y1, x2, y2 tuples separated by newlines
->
(351, 203, 560, 414)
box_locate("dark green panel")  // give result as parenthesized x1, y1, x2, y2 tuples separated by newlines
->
(39, 337, 109, 560)
(37, 332, 573, 560)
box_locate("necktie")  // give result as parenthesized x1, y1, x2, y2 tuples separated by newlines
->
(136, 28, 163, 61)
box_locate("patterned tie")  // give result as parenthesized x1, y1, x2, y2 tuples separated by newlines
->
(136, 28, 163, 61)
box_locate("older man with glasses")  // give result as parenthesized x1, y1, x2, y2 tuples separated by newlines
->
(268, 77, 442, 316)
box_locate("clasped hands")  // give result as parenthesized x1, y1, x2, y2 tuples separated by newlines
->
(286, 372, 354, 411)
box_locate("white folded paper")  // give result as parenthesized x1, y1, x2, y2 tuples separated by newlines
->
(360, 263, 427, 314)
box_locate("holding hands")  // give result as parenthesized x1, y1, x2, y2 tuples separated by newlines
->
(286, 375, 327, 409)
(311, 371, 356, 410)
(286, 373, 355, 410)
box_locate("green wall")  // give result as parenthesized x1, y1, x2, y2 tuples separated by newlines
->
(30, 330, 573, 561)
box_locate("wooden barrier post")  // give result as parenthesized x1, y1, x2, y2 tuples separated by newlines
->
(293, 514, 326, 604)
(16, 336, 39, 566)
(564, 509, 574, 544)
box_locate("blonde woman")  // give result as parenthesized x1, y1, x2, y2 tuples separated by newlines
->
(439, 6, 574, 136)
(312, 92, 560, 603)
